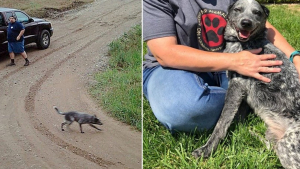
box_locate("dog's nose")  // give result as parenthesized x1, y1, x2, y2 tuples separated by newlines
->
(241, 19, 252, 28)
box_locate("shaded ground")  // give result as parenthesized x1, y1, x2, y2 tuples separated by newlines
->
(0, 0, 141, 168)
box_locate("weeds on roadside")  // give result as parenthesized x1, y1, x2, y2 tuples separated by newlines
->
(90, 25, 142, 131)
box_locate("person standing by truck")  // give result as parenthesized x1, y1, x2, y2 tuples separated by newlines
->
(7, 15, 29, 66)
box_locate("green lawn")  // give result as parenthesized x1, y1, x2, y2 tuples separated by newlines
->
(90, 25, 141, 131)
(143, 4, 300, 169)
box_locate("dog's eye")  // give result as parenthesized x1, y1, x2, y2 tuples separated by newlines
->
(234, 8, 241, 12)
(253, 10, 262, 16)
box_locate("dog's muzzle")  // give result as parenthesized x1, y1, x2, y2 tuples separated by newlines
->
(235, 19, 257, 42)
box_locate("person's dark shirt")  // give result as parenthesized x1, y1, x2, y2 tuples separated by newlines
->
(7, 21, 25, 42)
(143, 0, 237, 69)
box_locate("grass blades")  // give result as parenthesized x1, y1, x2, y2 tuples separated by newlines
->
(143, 4, 300, 168)
(90, 25, 142, 131)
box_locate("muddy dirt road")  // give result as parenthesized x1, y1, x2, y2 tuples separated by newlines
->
(0, 0, 141, 168)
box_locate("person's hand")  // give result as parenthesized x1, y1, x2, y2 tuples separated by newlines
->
(16, 36, 20, 41)
(231, 48, 282, 83)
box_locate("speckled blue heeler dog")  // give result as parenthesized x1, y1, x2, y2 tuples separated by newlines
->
(192, 0, 300, 168)
(54, 106, 103, 133)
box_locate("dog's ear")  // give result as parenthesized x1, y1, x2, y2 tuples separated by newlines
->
(261, 4, 270, 17)
(228, 3, 235, 12)
(227, 3, 235, 18)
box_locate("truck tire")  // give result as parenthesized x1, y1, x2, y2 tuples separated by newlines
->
(37, 29, 50, 49)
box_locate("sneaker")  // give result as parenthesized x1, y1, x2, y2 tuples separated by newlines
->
(24, 60, 29, 66)
(7, 62, 16, 66)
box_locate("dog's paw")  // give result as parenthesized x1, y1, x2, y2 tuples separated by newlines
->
(192, 145, 211, 158)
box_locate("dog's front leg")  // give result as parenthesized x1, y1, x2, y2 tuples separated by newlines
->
(192, 79, 246, 158)
(89, 124, 102, 131)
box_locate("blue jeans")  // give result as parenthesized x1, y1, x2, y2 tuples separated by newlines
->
(143, 66, 228, 133)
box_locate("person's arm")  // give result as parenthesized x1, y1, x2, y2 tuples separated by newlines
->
(16, 29, 24, 41)
(266, 21, 300, 76)
(266, 21, 295, 57)
(147, 36, 282, 83)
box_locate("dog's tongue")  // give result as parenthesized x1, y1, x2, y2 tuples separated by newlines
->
(239, 30, 250, 39)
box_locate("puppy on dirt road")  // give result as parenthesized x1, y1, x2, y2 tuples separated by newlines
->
(192, 0, 300, 168)
(53, 106, 103, 133)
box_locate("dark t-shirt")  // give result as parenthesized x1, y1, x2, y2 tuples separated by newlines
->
(7, 21, 25, 42)
(143, 0, 237, 69)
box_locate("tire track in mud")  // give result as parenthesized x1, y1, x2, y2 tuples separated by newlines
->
(24, 30, 117, 167)
(37, 0, 137, 48)
(23, 6, 139, 168)
(1, 0, 140, 166)
(0, 30, 88, 81)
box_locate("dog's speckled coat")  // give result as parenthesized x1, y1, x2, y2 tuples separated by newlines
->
(192, 0, 300, 168)
(54, 106, 103, 133)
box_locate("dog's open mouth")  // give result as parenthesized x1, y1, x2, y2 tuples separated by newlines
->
(239, 30, 250, 39)
(235, 27, 257, 42)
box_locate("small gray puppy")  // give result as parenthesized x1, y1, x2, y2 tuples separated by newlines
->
(192, 0, 300, 168)
(54, 106, 103, 133)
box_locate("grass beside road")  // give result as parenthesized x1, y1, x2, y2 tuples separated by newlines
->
(143, 4, 300, 169)
(90, 25, 142, 131)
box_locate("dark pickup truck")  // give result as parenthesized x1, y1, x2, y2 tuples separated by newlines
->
(0, 7, 53, 55)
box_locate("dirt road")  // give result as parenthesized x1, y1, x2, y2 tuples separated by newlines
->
(0, 0, 141, 168)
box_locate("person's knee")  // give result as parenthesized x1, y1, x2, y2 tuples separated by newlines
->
(145, 67, 227, 133)
(149, 90, 226, 133)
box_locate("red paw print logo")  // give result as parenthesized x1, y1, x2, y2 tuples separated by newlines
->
(197, 10, 227, 51)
